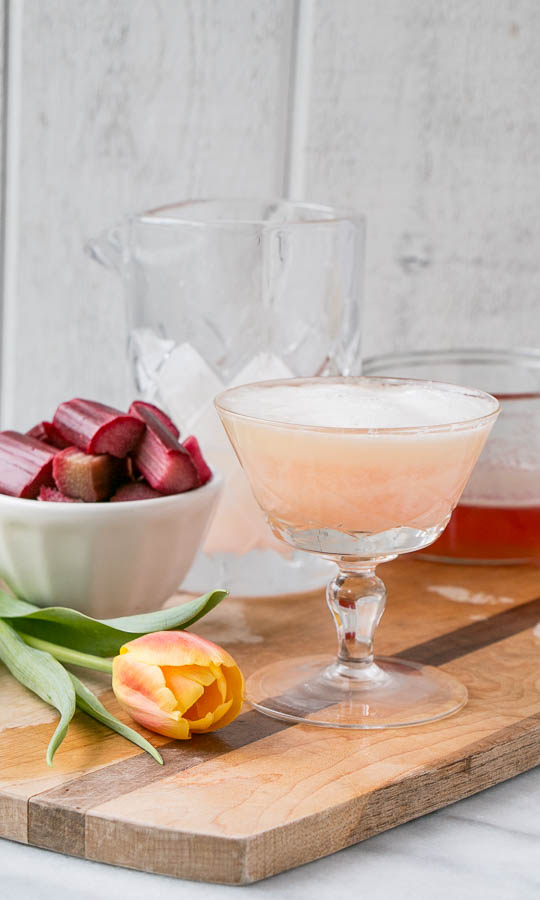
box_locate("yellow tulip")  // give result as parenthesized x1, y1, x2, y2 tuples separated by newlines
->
(112, 631, 244, 739)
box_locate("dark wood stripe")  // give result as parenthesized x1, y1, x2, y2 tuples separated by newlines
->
(397, 596, 540, 666)
(28, 710, 287, 855)
(27, 594, 540, 855)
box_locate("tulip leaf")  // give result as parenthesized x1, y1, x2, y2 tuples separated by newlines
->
(0, 618, 76, 766)
(0, 589, 227, 657)
(69, 673, 163, 765)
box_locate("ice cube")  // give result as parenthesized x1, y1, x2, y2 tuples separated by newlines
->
(230, 353, 294, 387)
(156, 343, 224, 432)
(130, 328, 175, 396)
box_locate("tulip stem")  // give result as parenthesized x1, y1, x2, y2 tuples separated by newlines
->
(17, 633, 113, 674)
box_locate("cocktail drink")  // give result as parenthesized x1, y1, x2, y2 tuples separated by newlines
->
(215, 376, 499, 728)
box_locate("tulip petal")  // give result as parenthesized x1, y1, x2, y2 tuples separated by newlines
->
(113, 655, 177, 712)
(209, 698, 233, 726)
(121, 630, 237, 669)
(185, 711, 215, 731)
(162, 667, 204, 714)
(185, 679, 223, 719)
(112, 655, 190, 739)
(207, 665, 245, 731)
(116, 631, 245, 739)
(209, 663, 227, 702)
(175, 665, 215, 687)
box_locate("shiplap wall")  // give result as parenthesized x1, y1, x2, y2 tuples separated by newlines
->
(1, 0, 540, 426)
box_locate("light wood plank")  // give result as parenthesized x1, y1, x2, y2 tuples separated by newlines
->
(84, 629, 540, 882)
(302, 0, 540, 357)
(85, 630, 540, 835)
(1, 560, 539, 880)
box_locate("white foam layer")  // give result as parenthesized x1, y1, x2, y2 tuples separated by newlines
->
(219, 379, 496, 428)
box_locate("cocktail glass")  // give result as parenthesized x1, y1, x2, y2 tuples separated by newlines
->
(215, 376, 500, 728)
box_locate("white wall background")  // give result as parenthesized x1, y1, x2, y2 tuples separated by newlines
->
(1, 0, 539, 427)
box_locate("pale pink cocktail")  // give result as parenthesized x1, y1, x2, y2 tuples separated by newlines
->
(216, 377, 499, 728)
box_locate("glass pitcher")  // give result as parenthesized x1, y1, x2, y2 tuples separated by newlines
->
(88, 199, 365, 595)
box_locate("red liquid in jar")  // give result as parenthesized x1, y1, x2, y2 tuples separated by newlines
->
(422, 503, 540, 562)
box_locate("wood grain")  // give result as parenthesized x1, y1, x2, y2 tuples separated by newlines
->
(0, 559, 538, 883)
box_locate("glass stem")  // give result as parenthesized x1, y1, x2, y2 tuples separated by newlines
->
(326, 563, 387, 676)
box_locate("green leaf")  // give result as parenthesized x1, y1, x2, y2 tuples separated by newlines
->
(0, 618, 76, 766)
(69, 673, 163, 765)
(0, 589, 226, 657)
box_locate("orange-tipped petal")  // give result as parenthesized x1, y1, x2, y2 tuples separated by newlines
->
(185, 711, 215, 732)
(207, 665, 244, 731)
(209, 663, 227, 702)
(113, 655, 177, 712)
(116, 632, 245, 738)
(186, 679, 223, 719)
(206, 698, 234, 728)
(112, 655, 190, 739)
(120, 630, 237, 669)
(175, 665, 216, 687)
(162, 667, 205, 714)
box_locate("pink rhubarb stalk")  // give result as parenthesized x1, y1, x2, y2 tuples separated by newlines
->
(38, 486, 81, 503)
(129, 401, 180, 439)
(183, 435, 212, 485)
(27, 421, 70, 450)
(0, 431, 56, 499)
(131, 406, 199, 495)
(53, 447, 121, 502)
(110, 481, 163, 502)
(53, 399, 145, 458)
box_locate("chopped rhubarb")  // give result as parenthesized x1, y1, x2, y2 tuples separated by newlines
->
(129, 401, 180, 439)
(53, 399, 145, 458)
(132, 406, 200, 495)
(0, 432, 56, 499)
(53, 447, 121, 502)
(120, 455, 139, 482)
(38, 486, 81, 503)
(110, 481, 163, 502)
(27, 420, 70, 449)
(183, 435, 212, 485)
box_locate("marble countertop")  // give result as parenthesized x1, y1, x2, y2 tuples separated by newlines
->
(3, 767, 538, 900)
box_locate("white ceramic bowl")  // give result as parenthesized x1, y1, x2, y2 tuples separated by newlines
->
(0, 473, 222, 617)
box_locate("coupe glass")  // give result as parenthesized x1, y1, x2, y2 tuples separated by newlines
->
(215, 376, 499, 728)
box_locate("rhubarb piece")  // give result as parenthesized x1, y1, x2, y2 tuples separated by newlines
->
(38, 486, 81, 503)
(27, 420, 70, 450)
(0, 431, 55, 499)
(120, 455, 139, 482)
(53, 447, 121, 502)
(53, 399, 145, 458)
(183, 435, 212, 485)
(110, 481, 163, 502)
(132, 406, 200, 495)
(129, 401, 180, 439)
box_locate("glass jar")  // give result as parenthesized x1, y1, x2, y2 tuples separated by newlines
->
(363, 349, 540, 564)
(89, 199, 365, 593)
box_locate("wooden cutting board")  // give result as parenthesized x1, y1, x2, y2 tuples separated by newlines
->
(1, 558, 539, 884)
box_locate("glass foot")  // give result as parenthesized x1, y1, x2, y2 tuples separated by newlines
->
(246, 655, 468, 729)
